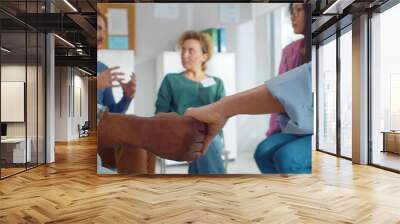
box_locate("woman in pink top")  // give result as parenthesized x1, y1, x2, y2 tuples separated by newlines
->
(254, 3, 312, 174)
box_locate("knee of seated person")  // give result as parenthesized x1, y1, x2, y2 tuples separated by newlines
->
(253, 143, 263, 160)
(273, 145, 292, 159)
(253, 150, 262, 165)
(253, 156, 274, 173)
(254, 138, 273, 156)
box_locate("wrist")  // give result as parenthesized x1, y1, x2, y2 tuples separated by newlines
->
(214, 96, 234, 119)
(123, 92, 134, 100)
(125, 95, 134, 100)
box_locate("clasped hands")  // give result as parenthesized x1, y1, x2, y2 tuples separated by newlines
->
(97, 104, 227, 163)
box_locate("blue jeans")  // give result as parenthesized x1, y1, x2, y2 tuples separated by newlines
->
(189, 135, 225, 174)
(254, 133, 311, 174)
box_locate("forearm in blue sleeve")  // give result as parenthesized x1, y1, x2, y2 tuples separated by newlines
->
(103, 88, 132, 113)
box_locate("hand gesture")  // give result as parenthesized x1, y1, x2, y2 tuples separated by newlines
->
(120, 73, 136, 99)
(97, 66, 124, 90)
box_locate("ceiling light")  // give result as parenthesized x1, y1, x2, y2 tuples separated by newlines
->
(78, 67, 92, 76)
(54, 34, 75, 48)
(1, 47, 11, 53)
(323, 0, 355, 15)
(63, 0, 78, 12)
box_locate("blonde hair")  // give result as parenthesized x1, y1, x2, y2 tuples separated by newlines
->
(178, 30, 214, 71)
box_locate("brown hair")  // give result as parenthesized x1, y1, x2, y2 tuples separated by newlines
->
(289, 3, 311, 64)
(97, 11, 107, 27)
(178, 30, 214, 71)
(303, 3, 311, 63)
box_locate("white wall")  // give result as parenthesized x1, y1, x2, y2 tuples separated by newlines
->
(55, 67, 68, 141)
(73, 73, 89, 137)
(191, 4, 272, 152)
(135, 3, 296, 153)
(1, 64, 46, 163)
(1, 65, 27, 139)
(1, 65, 34, 137)
(54, 67, 89, 141)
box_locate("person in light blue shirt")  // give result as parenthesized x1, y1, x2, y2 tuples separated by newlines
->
(254, 63, 312, 174)
(185, 62, 313, 174)
(251, 3, 312, 174)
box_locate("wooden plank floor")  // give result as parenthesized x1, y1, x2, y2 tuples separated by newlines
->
(1, 135, 400, 223)
(1, 167, 26, 178)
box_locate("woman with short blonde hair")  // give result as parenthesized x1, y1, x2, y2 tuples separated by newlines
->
(155, 30, 226, 174)
(177, 30, 214, 71)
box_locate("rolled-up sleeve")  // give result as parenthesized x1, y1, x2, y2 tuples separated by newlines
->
(265, 63, 313, 135)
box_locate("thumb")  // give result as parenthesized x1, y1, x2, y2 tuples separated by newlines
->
(184, 107, 194, 116)
(201, 135, 213, 155)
